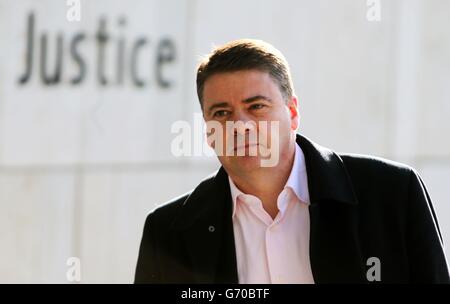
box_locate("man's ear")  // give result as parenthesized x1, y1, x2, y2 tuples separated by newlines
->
(288, 96, 299, 131)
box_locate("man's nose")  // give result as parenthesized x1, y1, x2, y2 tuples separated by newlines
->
(232, 111, 256, 135)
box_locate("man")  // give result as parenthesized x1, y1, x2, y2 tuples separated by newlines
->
(135, 39, 449, 283)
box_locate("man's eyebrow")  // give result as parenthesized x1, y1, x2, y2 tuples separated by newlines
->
(207, 102, 230, 115)
(242, 95, 273, 104)
(206, 95, 272, 115)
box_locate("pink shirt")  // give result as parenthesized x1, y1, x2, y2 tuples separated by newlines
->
(229, 144, 315, 284)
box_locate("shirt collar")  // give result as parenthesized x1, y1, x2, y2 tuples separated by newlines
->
(228, 142, 310, 218)
(228, 175, 243, 218)
(285, 142, 310, 205)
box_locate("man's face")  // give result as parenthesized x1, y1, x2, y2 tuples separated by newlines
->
(202, 69, 299, 174)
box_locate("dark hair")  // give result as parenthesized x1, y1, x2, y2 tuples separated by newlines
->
(196, 39, 295, 108)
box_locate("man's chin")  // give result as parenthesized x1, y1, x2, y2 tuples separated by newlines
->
(226, 155, 264, 171)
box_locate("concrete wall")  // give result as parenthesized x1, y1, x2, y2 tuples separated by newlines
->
(0, 0, 449, 283)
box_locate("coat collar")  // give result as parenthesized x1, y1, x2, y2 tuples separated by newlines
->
(170, 134, 365, 283)
(297, 134, 359, 206)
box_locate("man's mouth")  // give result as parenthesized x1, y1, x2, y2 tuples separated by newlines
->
(233, 143, 259, 151)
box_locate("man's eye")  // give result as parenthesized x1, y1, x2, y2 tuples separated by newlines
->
(213, 110, 230, 118)
(250, 104, 265, 110)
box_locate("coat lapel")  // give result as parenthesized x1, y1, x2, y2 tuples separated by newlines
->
(298, 135, 366, 283)
(308, 202, 366, 283)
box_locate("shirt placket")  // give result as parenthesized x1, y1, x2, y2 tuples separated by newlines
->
(264, 189, 291, 284)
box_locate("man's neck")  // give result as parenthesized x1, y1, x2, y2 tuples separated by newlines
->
(229, 140, 296, 218)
